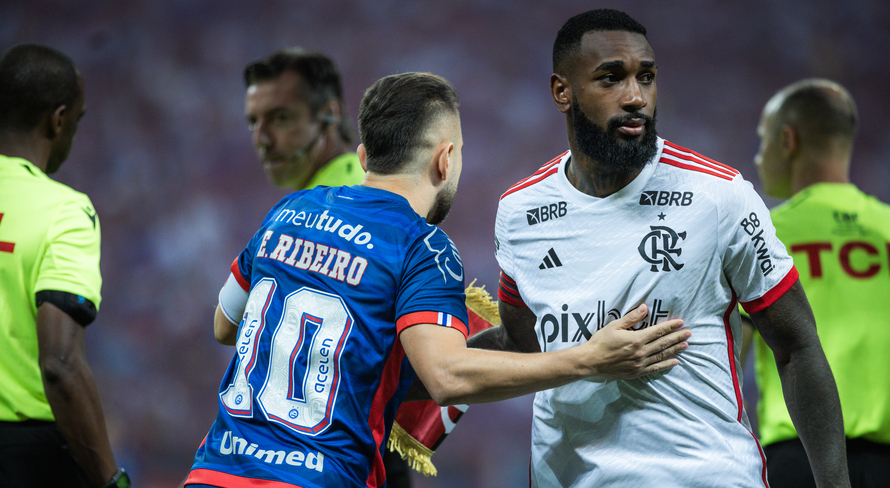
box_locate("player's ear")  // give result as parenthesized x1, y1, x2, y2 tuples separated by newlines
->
(46, 104, 67, 139)
(319, 99, 342, 127)
(434, 139, 455, 184)
(551, 73, 572, 114)
(779, 124, 799, 160)
(357, 143, 368, 172)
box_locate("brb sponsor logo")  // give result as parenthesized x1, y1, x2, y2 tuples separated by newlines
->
(218, 430, 324, 472)
(739, 212, 775, 276)
(639, 226, 686, 272)
(540, 300, 671, 350)
(639, 191, 693, 206)
(527, 201, 567, 225)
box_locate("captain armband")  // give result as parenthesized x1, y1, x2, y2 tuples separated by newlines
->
(35, 290, 97, 326)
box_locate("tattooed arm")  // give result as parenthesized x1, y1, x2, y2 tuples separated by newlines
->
(749, 280, 850, 488)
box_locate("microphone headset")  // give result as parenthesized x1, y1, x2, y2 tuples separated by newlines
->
(292, 112, 337, 159)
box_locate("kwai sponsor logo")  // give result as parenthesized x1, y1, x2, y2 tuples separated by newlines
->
(739, 212, 775, 276)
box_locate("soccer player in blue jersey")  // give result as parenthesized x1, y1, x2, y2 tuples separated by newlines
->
(185, 72, 691, 488)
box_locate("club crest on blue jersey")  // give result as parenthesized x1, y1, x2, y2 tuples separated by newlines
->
(423, 229, 464, 282)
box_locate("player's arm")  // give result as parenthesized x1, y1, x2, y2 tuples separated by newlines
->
(36, 299, 118, 487)
(749, 280, 850, 488)
(214, 272, 248, 346)
(400, 304, 688, 406)
(214, 304, 238, 345)
(462, 300, 540, 353)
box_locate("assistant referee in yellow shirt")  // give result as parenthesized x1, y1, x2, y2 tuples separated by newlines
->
(0, 44, 128, 488)
(746, 79, 890, 488)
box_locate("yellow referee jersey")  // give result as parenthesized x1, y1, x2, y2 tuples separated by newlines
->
(0, 154, 102, 422)
(303, 152, 364, 189)
(754, 183, 890, 446)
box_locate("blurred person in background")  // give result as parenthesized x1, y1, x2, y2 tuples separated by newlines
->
(742, 78, 890, 488)
(0, 43, 129, 488)
(244, 47, 364, 192)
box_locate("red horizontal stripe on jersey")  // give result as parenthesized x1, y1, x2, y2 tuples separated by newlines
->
(498, 288, 527, 308)
(396, 311, 469, 338)
(660, 149, 736, 179)
(665, 140, 740, 175)
(185, 468, 306, 487)
(740, 265, 800, 314)
(498, 271, 526, 307)
(501, 152, 566, 200)
(663, 141, 739, 177)
(659, 158, 734, 181)
(500, 270, 518, 289)
(230, 257, 250, 291)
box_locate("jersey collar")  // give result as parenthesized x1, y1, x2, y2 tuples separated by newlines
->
(557, 137, 664, 209)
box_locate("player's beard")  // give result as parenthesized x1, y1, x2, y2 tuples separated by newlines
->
(427, 180, 457, 226)
(571, 97, 658, 176)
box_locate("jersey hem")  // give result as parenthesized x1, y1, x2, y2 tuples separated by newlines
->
(185, 468, 307, 487)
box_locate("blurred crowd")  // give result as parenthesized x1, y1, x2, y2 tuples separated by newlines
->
(2, 0, 888, 486)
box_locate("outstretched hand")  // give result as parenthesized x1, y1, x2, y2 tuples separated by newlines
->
(584, 303, 689, 379)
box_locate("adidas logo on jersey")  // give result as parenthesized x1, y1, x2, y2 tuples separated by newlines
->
(539, 248, 562, 269)
(639, 191, 694, 206)
(526, 201, 567, 225)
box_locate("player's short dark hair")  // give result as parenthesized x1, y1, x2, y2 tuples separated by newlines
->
(778, 80, 858, 143)
(553, 9, 648, 74)
(244, 47, 352, 142)
(358, 72, 459, 175)
(0, 43, 80, 131)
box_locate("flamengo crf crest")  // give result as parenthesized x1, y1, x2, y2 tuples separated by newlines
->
(638, 225, 686, 272)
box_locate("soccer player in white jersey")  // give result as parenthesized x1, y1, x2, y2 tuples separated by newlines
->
(491, 9, 850, 488)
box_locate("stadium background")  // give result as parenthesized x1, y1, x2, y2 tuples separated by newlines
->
(3, 1, 888, 486)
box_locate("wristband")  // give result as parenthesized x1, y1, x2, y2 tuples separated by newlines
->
(102, 467, 130, 488)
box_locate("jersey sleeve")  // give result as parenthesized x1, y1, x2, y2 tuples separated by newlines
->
(720, 176, 796, 313)
(395, 227, 468, 338)
(218, 270, 249, 324)
(34, 193, 102, 310)
(494, 195, 527, 306)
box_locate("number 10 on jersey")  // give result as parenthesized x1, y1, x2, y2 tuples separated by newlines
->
(220, 278, 354, 436)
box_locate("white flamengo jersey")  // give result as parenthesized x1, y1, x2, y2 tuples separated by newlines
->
(494, 138, 798, 487)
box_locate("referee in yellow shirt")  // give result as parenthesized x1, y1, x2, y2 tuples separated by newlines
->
(745, 79, 890, 488)
(0, 44, 128, 487)
(243, 48, 365, 192)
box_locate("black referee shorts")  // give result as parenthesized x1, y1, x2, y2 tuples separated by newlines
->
(764, 436, 890, 488)
(0, 420, 93, 487)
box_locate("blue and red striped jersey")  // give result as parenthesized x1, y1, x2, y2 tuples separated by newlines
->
(187, 185, 468, 488)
